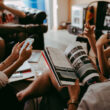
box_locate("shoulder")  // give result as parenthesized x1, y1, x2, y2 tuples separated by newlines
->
(88, 81, 110, 93)
(77, 82, 110, 110)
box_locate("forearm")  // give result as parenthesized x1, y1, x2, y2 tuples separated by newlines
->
(20, 72, 51, 99)
(0, 55, 15, 71)
(68, 104, 77, 110)
(96, 43, 109, 74)
(104, 47, 110, 59)
(88, 34, 97, 56)
(3, 5, 26, 18)
(3, 59, 24, 78)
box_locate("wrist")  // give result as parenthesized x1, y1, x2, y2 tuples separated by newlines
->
(17, 58, 25, 65)
(67, 98, 78, 107)
(88, 34, 94, 39)
(9, 54, 17, 62)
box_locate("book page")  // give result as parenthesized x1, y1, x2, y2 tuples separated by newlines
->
(16, 61, 31, 72)
(44, 47, 78, 86)
(28, 50, 41, 63)
(46, 47, 72, 69)
(64, 42, 99, 85)
(9, 72, 34, 83)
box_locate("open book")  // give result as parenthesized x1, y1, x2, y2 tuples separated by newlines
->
(42, 42, 99, 86)
(16, 61, 31, 72)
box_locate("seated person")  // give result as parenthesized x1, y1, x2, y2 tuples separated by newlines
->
(67, 26, 110, 110)
(15, 39, 101, 109)
(0, 41, 32, 110)
(68, 77, 109, 110)
(0, 0, 26, 62)
(16, 23, 110, 110)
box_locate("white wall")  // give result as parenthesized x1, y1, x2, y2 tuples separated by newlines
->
(57, 0, 68, 26)
(56, 0, 110, 29)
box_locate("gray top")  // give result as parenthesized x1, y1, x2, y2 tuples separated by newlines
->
(78, 81, 110, 110)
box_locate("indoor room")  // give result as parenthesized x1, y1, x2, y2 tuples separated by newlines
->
(0, 0, 110, 110)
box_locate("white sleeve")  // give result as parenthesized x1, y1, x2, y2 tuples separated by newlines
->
(0, 71, 8, 88)
(77, 86, 100, 110)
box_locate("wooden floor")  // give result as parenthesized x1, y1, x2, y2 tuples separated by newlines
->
(44, 30, 77, 51)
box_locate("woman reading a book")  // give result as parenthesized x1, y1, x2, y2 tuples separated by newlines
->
(67, 34, 110, 109)
(68, 77, 110, 110)
(17, 22, 109, 109)
(67, 35, 110, 109)
(66, 24, 110, 110)
(0, 41, 32, 110)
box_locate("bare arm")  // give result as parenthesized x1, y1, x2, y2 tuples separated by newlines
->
(0, 2, 26, 18)
(88, 56, 107, 82)
(104, 47, 110, 59)
(68, 104, 77, 110)
(82, 23, 97, 56)
(0, 55, 16, 71)
(67, 80, 80, 110)
(0, 42, 24, 71)
(3, 58, 24, 78)
(3, 43, 32, 78)
(96, 34, 110, 77)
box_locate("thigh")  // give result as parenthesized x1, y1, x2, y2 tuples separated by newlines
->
(48, 69, 63, 92)
(48, 69, 69, 100)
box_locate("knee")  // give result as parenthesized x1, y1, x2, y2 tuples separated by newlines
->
(48, 69, 63, 91)
(0, 37, 5, 49)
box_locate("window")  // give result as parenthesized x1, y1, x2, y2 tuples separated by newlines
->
(4, 0, 25, 6)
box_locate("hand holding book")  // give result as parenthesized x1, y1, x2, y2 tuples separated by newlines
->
(42, 42, 99, 86)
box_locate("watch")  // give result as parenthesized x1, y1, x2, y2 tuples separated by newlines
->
(67, 99, 78, 106)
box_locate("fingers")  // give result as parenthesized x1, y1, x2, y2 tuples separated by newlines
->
(84, 23, 95, 30)
(101, 34, 109, 41)
(86, 23, 89, 28)
(28, 45, 32, 50)
(68, 79, 79, 87)
(19, 41, 25, 48)
(26, 46, 32, 54)
(78, 33, 84, 37)
(68, 79, 80, 99)
(91, 25, 95, 30)
(16, 92, 23, 101)
(23, 42, 29, 50)
(84, 27, 89, 32)
(14, 42, 19, 48)
(75, 79, 79, 86)
(84, 23, 90, 28)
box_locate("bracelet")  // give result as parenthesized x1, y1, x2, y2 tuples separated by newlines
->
(67, 99, 78, 106)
